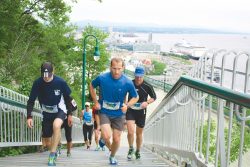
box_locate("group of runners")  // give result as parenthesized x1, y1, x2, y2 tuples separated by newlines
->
(27, 57, 156, 166)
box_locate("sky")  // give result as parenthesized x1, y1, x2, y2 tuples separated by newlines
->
(68, 0, 250, 33)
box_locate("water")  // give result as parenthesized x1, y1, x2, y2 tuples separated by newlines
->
(119, 33, 250, 93)
(131, 33, 250, 53)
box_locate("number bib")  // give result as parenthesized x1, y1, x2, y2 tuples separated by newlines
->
(41, 104, 58, 113)
(130, 102, 142, 110)
(103, 100, 120, 110)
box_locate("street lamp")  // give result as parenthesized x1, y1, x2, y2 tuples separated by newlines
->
(163, 69, 167, 92)
(82, 34, 100, 110)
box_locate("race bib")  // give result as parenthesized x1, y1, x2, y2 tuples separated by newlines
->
(41, 104, 58, 113)
(103, 101, 120, 110)
(130, 103, 142, 110)
(85, 121, 93, 126)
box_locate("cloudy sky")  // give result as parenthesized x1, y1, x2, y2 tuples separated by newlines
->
(68, 0, 250, 33)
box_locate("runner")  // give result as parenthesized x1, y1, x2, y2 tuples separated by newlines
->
(92, 106, 103, 151)
(27, 62, 76, 166)
(89, 57, 139, 165)
(126, 66, 156, 160)
(81, 102, 94, 150)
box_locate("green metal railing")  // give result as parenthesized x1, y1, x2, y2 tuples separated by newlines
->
(0, 86, 82, 147)
(144, 75, 250, 167)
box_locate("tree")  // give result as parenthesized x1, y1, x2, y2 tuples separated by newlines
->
(64, 25, 110, 115)
(0, 0, 78, 94)
(82, 25, 110, 88)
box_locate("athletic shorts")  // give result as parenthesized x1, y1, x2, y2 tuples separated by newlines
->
(99, 113, 125, 131)
(126, 109, 146, 128)
(42, 110, 66, 138)
(61, 117, 72, 142)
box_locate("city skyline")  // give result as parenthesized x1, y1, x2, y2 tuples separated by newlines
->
(67, 0, 250, 33)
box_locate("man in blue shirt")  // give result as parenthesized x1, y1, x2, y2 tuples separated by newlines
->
(90, 57, 139, 165)
(26, 62, 76, 166)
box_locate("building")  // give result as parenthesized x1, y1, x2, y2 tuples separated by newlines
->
(173, 39, 207, 60)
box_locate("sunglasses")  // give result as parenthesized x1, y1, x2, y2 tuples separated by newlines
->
(85, 105, 89, 107)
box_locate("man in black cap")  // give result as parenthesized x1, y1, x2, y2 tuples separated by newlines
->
(26, 61, 77, 166)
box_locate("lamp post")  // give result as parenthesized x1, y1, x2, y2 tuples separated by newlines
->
(82, 34, 100, 110)
(163, 69, 167, 92)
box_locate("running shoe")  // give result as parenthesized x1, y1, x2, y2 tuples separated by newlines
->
(109, 156, 118, 165)
(48, 154, 56, 166)
(135, 150, 141, 160)
(95, 146, 101, 151)
(99, 138, 106, 148)
(127, 148, 134, 160)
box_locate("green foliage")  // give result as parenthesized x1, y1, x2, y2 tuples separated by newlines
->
(148, 60, 166, 75)
(161, 52, 191, 65)
(0, 146, 37, 157)
(0, 0, 77, 87)
(202, 119, 250, 165)
(246, 109, 250, 126)
(18, 78, 31, 96)
(202, 120, 217, 162)
(65, 25, 110, 115)
(82, 25, 110, 87)
(0, 0, 110, 117)
(0, 0, 109, 157)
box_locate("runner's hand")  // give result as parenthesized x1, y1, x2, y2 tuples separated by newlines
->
(141, 101, 148, 109)
(121, 103, 128, 113)
(68, 115, 73, 127)
(94, 102, 101, 110)
(27, 118, 33, 128)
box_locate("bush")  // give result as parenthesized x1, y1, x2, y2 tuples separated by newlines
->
(0, 146, 38, 157)
(148, 60, 166, 75)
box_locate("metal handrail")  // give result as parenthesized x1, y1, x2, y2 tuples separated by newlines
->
(147, 75, 250, 121)
(144, 50, 250, 167)
(0, 96, 40, 113)
(0, 86, 82, 147)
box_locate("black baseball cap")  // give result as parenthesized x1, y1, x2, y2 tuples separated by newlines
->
(41, 62, 53, 78)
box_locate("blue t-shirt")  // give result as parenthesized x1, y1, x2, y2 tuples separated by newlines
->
(83, 110, 92, 123)
(28, 76, 71, 114)
(91, 72, 138, 117)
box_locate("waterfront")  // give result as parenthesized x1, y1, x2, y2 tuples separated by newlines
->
(112, 51, 195, 85)
(123, 33, 250, 53)
(110, 32, 249, 92)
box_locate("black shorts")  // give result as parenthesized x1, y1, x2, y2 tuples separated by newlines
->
(61, 117, 72, 142)
(42, 110, 66, 138)
(126, 109, 146, 128)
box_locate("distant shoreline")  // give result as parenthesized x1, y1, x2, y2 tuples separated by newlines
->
(75, 21, 250, 35)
